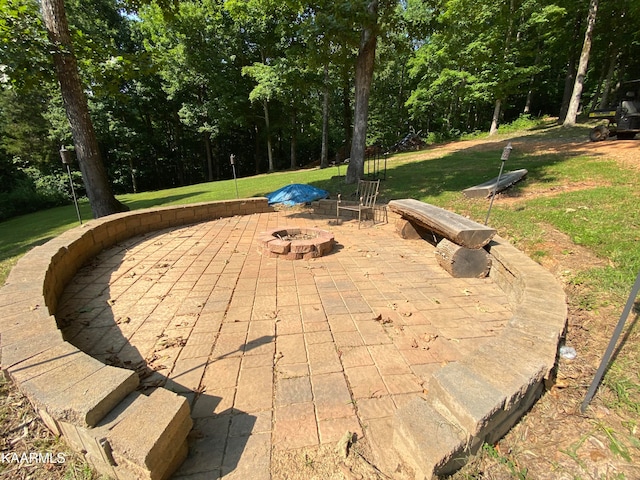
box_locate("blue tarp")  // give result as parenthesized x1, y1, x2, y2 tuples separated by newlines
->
(266, 184, 329, 206)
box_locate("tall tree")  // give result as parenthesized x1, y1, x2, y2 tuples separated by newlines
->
(563, 0, 598, 126)
(40, 0, 127, 217)
(346, 0, 379, 184)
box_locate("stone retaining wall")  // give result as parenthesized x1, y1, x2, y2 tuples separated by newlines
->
(312, 200, 567, 478)
(392, 235, 567, 478)
(0, 198, 273, 480)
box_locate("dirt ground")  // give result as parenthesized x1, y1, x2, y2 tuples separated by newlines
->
(2, 132, 639, 480)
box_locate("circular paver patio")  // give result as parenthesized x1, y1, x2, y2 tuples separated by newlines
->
(55, 209, 512, 478)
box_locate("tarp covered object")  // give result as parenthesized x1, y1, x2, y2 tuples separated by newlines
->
(266, 184, 329, 206)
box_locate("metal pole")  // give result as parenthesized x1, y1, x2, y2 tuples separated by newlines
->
(484, 142, 512, 226)
(60, 147, 82, 224)
(581, 270, 640, 413)
(230, 154, 239, 199)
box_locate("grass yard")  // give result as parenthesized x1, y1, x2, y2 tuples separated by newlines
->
(1, 119, 640, 479)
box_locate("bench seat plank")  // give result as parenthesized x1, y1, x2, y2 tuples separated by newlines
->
(388, 199, 496, 249)
(462, 169, 528, 199)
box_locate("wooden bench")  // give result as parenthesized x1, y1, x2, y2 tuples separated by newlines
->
(388, 199, 496, 278)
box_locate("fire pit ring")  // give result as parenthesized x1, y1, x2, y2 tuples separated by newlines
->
(257, 227, 335, 260)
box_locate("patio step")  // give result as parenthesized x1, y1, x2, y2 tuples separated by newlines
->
(393, 397, 470, 479)
(392, 355, 549, 477)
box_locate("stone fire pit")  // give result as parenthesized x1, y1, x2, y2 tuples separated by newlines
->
(257, 227, 334, 259)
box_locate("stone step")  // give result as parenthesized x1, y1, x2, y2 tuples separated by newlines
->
(393, 397, 470, 479)
(8, 341, 139, 428)
(428, 363, 507, 437)
(107, 388, 192, 480)
(392, 340, 553, 477)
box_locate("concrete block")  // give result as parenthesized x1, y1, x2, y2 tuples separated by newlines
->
(393, 397, 468, 479)
(483, 379, 545, 444)
(1, 332, 64, 372)
(107, 221, 128, 244)
(108, 388, 192, 480)
(85, 451, 117, 479)
(57, 420, 84, 451)
(88, 223, 111, 249)
(365, 416, 407, 477)
(518, 293, 567, 318)
(496, 328, 559, 379)
(77, 426, 116, 467)
(5, 340, 79, 381)
(460, 342, 547, 410)
(0, 308, 59, 343)
(140, 213, 162, 227)
(17, 352, 99, 407)
(175, 208, 196, 221)
(509, 314, 566, 346)
(0, 295, 47, 318)
(50, 365, 139, 427)
(73, 391, 145, 469)
(124, 216, 142, 234)
(429, 363, 506, 436)
(37, 408, 61, 436)
(112, 440, 188, 480)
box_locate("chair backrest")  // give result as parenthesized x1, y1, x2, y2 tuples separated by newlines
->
(357, 179, 380, 208)
(622, 100, 639, 115)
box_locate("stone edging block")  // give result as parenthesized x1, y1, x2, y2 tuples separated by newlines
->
(392, 235, 567, 477)
(0, 198, 272, 480)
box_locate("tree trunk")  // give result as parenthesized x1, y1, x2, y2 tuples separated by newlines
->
(346, 0, 378, 184)
(396, 62, 406, 137)
(489, 98, 502, 136)
(524, 47, 542, 114)
(558, 13, 583, 123)
(203, 131, 213, 182)
(128, 155, 137, 194)
(435, 239, 492, 279)
(41, 0, 127, 218)
(320, 65, 330, 169)
(342, 73, 352, 151)
(290, 107, 297, 170)
(598, 48, 618, 109)
(263, 100, 274, 172)
(254, 124, 261, 175)
(564, 0, 598, 127)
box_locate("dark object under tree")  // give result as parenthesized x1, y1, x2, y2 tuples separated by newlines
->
(588, 80, 640, 141)
(41, 0, 128, 218)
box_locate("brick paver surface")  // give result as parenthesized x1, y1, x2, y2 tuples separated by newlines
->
(56, 209, 512, 478)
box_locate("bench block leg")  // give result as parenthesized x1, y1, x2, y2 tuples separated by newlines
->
(395, 218, 422, 239)
(436, 239, 492, 278)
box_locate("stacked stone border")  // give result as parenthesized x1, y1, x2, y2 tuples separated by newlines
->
(391, 235, 567, 478)
(0, 197, 566, 479)
(0, 198, 273, 480)
(313, 199, 567, 478)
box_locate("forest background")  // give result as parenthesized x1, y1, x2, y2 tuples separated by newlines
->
(1, 0, 639, 220)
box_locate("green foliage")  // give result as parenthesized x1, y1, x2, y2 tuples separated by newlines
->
(405, 0, 571, 134)
(482, 443, 529, 479)
(0, 165, 72, 221)
(1, 0, 639, 198)
(0, 0, 53, 90)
